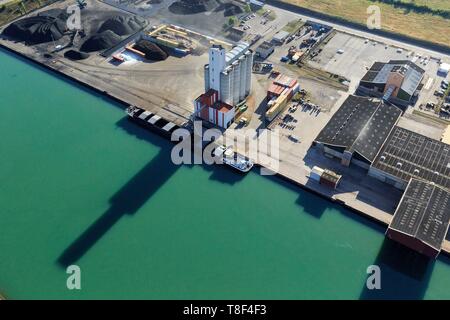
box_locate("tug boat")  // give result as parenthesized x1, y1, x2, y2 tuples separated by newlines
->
(214, 145, 254, 173)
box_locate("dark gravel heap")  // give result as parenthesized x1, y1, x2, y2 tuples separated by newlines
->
(2, 9, 68, 44)
(98, 15, 145, 36)
(216, 3, 243, 17)
(169, 0, 219, 15)
(80, 30, 122, 52)
(64, 50, 90, 60)
(133, 39, 168, 61)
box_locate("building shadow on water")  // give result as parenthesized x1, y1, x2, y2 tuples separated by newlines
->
(58, 118, 186, 266)
(57, 118, 249, 266)
(360, 238, 434, 300)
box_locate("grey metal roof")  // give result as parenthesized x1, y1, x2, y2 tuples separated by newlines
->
(361, 60, 425, 97)
(389, 179, 450, 251)
(225, 42, 249, 64)
(372, 126, 450, 190)
(273, 30, 289, 41)
(402, 65, 423, 96)
(315, 95, 402, 162)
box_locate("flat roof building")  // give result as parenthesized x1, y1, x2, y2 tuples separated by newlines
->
(369, 126, 450, 190)
(228, 27, 245, 42)
(272, 31, 289, 44)
(194, 89, 235, 128)
(314, 95, 402, 168)
(387, 178, 450, 258)
(256, 41, 275, 59)
(358, 60, 425, 108)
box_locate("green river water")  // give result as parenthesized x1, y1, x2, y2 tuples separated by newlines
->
(0, 48, 450, 299)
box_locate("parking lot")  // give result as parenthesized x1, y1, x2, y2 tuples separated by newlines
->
(307, 31, 449, 118)
(235, 10, 278, 39)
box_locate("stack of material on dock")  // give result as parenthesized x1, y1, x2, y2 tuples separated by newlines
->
(309, 166, 342, 189)
(386, 178, 450, 259)
(98, 15, 145, 36)
(2, 9, 68, 44)
(133, 40, 168, 61)
(81, 30, 122, 52)
(64, 50, 90, 61)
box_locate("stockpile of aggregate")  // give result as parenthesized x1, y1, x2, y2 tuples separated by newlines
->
(2, 9, 68, 44)
(64, 50, 90, 60)
(133, 39, 168, 61)
(80, 30, 122, 52)
(169, 0, 218, 15)
(217, 3, 243, 17)
(80, 14, 146, 53)
(98, 15, 145, 36)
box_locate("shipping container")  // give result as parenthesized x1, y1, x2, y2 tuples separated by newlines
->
(310, 166, 324, 181)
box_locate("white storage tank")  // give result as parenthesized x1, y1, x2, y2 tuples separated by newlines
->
(232, 61, 241, 105)
(245, 51, 253, 96)
(239, 55, 247, 101)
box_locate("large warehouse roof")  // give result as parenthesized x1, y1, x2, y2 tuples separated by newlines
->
(314, 95, 402, 162)
(389, 179, 450, 251)
(361, 60, 425, 96)
(372, 126, 450, 190)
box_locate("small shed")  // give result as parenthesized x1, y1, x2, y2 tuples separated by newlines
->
(272, 31, 289, 44)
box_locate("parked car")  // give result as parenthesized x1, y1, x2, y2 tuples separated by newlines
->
(434, 90, 444, 97)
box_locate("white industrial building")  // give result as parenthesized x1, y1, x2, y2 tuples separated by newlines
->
(204, 42, 253, 106)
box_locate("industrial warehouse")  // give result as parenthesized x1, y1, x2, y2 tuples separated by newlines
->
(314, 95, 402, 169)
(369, 126, 450, 190)
(387, 179, 450, 258)
(358, 60, 425, 108)
(313, 93, 450, 257)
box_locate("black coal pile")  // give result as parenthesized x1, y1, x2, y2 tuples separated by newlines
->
(98, 15, 145, 36)
(64, 50, 90, 60)
(80, 30, 122, 52)
(133, 40, 168, 61)
(220, 3, 243, 17)
(169, 0, 218, 15)
(2, 9, 68, 44)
